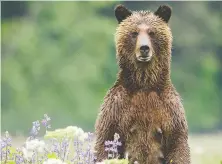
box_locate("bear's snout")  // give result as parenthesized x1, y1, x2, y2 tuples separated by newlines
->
(137, 45, 152, 62)
(140, 45, 150, 55)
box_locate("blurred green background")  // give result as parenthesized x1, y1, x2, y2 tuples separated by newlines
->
(1, 1, 222, 135)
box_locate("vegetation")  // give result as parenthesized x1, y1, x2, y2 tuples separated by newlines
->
(1, 1, 222, 135)
(0, 114, 131, 164)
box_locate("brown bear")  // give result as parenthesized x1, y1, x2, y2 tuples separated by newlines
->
(94, 4, 190, 164)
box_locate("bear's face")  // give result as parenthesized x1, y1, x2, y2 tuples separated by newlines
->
(115, 5, 172, 70)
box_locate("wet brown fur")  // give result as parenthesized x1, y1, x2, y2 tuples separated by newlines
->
(95, 5, 190, 164)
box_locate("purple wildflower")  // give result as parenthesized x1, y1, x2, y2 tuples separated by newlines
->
(51, 139, 60, 156)
(41, 114, 51, 130)
(1, 140, 7, 149)
(72, 137, 85, 163)
(14, 148, 23, 164)
(61, 137, 70, 161)
(61, 138, 69, 151)
(30, 120, 40, 139)
(1, 132, 12, 147)
(84, 132, 94, 142)
(15, 154, 24, 164)
(0, 131, 12, 162)
(104, 133, 122, 159)
(31, 151, 36, 163)
(79, 132, 96, 163)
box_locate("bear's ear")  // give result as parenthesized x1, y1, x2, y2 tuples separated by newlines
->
(154, 5, 172, 23)
(115, 4, 132, 24)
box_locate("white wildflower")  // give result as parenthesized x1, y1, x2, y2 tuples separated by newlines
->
(43, 158, 67, 164)
(22, 147, 33, 161)
(65, 126, 79, 137)
(25, 139, 45, 153)
(5, 131, 9, 138)
(44, 126, 88, 141)
(114, 133, 120, 141)
(79, 132, 88, 142)
(45, 128, 66, 139)
(125, 152, 129, 160)
(37, 140, 46, 152)
(75, 127, 84, 136)
(96, 162, 105, 164)
(65, 126, 78, 132)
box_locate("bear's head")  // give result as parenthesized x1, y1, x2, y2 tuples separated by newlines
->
(114, 5, 173, 89)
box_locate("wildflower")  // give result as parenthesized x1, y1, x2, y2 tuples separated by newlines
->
(104, 133, 122, 159)
(114, 133, 120, 141)
(25, 139, 46, 153)
(15, 154, 24, 164)
(105, 141, 112, 146)
(61, 137, 70, 160)
(51, 139, 60, 154)
(21, 139, 45, 161)
(96, 162, 105, 164)
(84, 132, 94, 142)
(0, 131, 12, 162)
(2, 115, 102, 164)
(42, 114, 51, 130)
(30, 120, 41, 138)
(108, 153, 113, 158)
(43, 158, 67, 164)
(1, 131, 12, 147)
(1, 139, 7, 149)
(125, 152, 129, 160)
(22, 147, 34, 161)
(61, 138, 69, 151)
(44, 126, 88, 141)
(15, 148, 24, 164)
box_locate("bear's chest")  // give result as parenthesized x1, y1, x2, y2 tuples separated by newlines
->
(120, 91, 171, 132)
(119, 91, 172, 163)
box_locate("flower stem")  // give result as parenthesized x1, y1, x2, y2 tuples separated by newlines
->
(5, 145, 8, 164)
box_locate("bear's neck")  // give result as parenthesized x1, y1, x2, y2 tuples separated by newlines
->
(117, 65, 171, 92)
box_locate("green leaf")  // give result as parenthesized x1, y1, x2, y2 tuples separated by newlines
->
(47, 152, 58, 159)
(6, 160, 16, 164)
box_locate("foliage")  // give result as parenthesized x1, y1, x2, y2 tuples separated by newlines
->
(0, 114, 130, 164)
(1, 1, 222, 133)
(1, 1, 117, 134)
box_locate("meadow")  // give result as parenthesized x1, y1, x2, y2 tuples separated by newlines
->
(8, 134, 222, 164)
(2, 114, 222, 164)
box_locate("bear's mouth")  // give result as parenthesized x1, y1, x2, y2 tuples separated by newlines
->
(137, 56, 152, 62)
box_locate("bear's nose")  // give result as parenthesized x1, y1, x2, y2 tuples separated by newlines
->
(140, 45, 150, 55)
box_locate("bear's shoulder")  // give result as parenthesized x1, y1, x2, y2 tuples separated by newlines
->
(99, 84, 130, 118)
(160, 85, 188, 132)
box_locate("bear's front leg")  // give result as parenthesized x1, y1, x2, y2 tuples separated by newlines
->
(94, 112, 125, 162)
(165, 120, 191, 164)
(94, 119, 115, 161)
(94, 90, 126, 162)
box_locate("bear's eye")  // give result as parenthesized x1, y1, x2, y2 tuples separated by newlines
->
(131, 32, 138, 38)
(148, 31, 155, 37)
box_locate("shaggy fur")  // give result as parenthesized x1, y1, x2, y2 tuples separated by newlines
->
(94, 4, 190, 164)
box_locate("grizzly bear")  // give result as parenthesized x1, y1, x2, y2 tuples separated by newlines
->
(94, 4, 190, 164)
